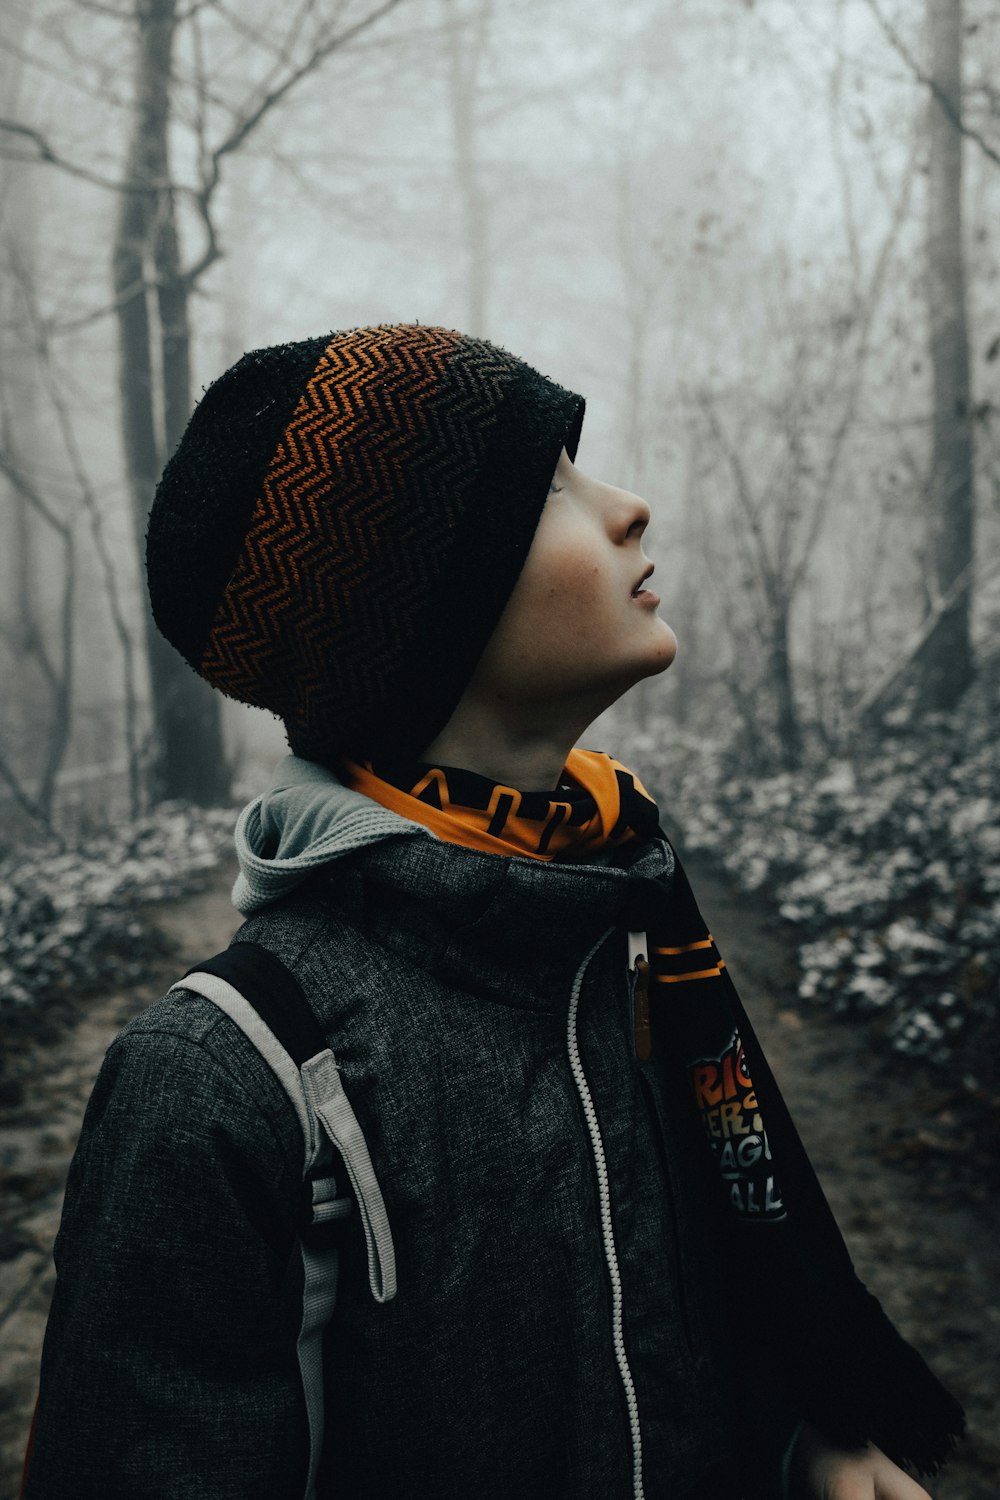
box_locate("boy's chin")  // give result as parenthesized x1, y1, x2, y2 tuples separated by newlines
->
(604, 633, 678, 705)
(641, 624, 678, 676)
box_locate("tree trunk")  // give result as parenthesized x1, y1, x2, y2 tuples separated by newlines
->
(917, 0, 975, 711)
(0, 152, 77, 829)
(443, 0, 491, 336)
(113, 0, 230, 806)
(771, 600, 802, 770)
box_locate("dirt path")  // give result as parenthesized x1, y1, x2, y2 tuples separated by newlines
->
(1, 857, 997, 1498)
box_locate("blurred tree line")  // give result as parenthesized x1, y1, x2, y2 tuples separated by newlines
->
(0, 0, 997, 834)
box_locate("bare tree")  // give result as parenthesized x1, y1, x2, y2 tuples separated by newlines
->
(698, 387, 808, 769)
(696, 143, 915, 769)
(0, 386, 76, 838)
(0, 244, 149, 831)
(441, 0, 494, 336)
(866, 0, 1000, 172)
(112, 0, 407, 804)
(915, 0, 976, 711)
(112, 0, 228, 806)
(2, 0, 408, 807)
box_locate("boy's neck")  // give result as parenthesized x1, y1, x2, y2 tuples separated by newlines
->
(420, 711, 592, 794)
(419, 673, 619, 793)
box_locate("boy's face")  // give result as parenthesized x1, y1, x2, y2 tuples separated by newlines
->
(469, 448, 676, 712)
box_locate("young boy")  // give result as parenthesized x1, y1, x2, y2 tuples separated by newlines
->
(24, 326, 962, 1498)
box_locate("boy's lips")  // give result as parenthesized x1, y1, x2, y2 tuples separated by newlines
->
(631, 564, 658, 604)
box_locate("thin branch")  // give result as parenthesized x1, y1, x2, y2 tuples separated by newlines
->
(865, 0, 1000, 170)
(21, 278, 144, 816)
(40, 276, 161, 337)
(181, 0, 405, 287)
(189, 1, 211, 190)
(0, 744, 59, 837)
(59, 0, 210, 21)
(0, 434, 75, 823)
(211, 0, 401, 172)
(5, 259, 80, 819)
(0, 119, 153, 193)
(698, 544, 773, 751)
(853, 552, 996, 723)
(0, 31, 133, 116)
(829, 0, 863, 287)
(0, 443, 72, 537)
(72, 0, 139, 16)
(208, 0, 318, 63)
(696, 393, 780, 608)
(0, 387, 59, 697)
(786, 127, 919, 595)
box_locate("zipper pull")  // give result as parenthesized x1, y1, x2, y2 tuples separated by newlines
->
(628, 931, 652, 1061)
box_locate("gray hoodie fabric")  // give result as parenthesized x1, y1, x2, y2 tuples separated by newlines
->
(26, 758, 796, 1500)
(233, 754, 425, 913)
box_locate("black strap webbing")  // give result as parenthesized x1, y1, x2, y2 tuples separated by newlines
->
(182, 940, 328, 1067)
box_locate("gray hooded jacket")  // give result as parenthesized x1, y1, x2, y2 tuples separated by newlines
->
(26, 757, 795, 1500)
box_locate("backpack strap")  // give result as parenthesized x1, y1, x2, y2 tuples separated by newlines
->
(168, 940, 396, 1500)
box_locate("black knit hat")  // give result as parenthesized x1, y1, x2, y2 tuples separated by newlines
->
(145, 324, 585, 763)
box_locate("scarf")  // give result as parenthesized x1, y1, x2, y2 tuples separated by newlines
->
(343, 750, 965, 1476)
(342, 748, 660, 859)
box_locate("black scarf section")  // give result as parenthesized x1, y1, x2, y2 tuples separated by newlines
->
(618, 842, 965, 1478)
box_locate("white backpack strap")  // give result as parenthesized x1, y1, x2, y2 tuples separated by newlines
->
(302, 1054, 396, 1303)
(174, 969, 317, 1159)
(171, 942, 396, 1500)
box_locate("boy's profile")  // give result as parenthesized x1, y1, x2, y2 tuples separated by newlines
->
(23, 325, 963, 1499)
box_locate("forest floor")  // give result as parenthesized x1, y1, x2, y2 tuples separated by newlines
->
(0, 856, 998, 1499)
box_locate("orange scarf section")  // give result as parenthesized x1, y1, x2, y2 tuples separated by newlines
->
(341, 749, 655, 862)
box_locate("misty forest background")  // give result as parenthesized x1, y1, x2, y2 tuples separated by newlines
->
(0, 0, 998, 1159)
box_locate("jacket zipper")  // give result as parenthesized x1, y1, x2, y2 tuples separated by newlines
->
(566, 931, 646, 1500)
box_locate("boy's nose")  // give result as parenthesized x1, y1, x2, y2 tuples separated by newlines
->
(619, 491, 651, 540)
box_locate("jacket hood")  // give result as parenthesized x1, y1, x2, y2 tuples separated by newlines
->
(233, 754, 426, 914)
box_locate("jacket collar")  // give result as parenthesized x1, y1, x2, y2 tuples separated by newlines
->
(315, 831, 674, 1011)
(236, 753, 673, 1008)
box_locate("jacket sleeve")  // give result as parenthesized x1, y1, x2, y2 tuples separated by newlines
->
(23, 1015, 310, 1500)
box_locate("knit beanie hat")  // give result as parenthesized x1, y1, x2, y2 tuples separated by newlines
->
(146, 324, 585, 763)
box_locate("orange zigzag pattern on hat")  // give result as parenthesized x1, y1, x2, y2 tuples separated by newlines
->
(198, 325, 514, 756)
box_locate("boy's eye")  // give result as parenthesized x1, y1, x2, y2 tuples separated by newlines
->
(548, 481, 563, 496)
